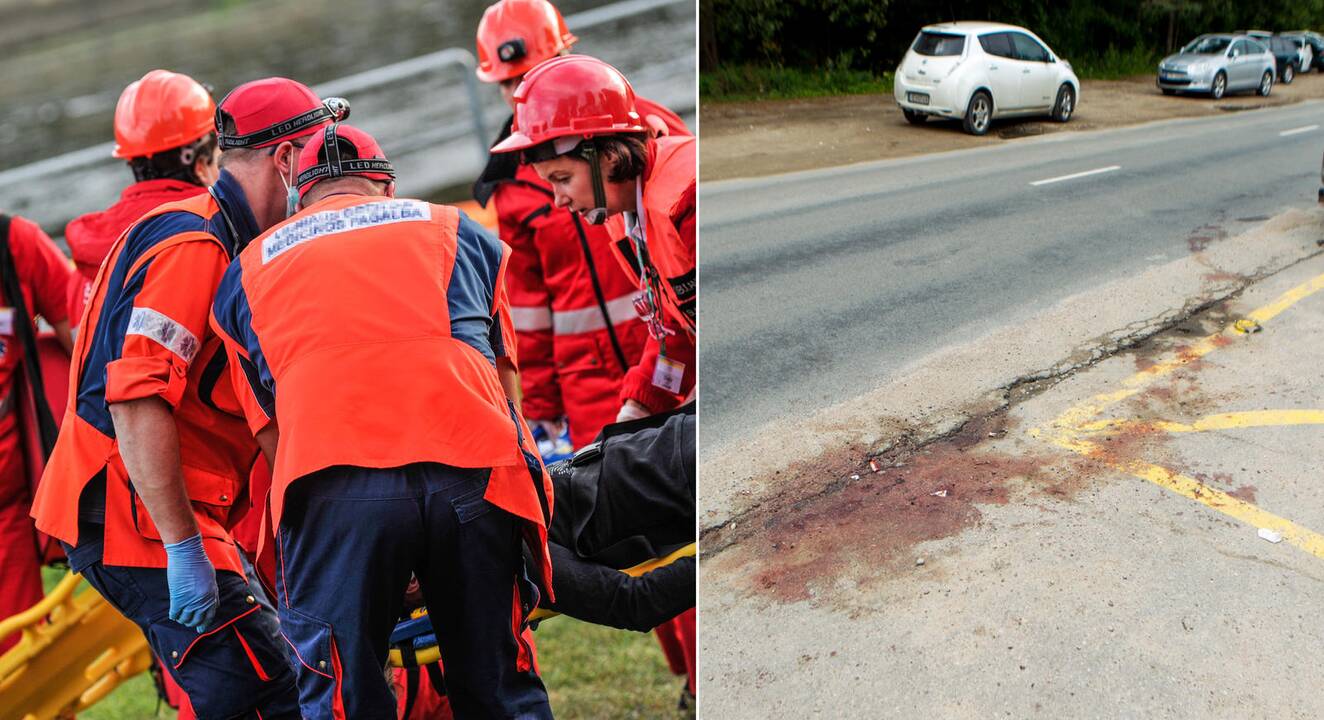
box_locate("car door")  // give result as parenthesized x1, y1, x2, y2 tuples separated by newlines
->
(977, 32, 1022, 111)
(1008, 32, 1057, 110)
(1228, 39, 1252, 88)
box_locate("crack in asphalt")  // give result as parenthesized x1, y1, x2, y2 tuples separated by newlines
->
(701, 244, 1324, 559)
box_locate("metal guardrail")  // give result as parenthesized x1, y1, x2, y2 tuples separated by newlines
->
(0, 0, 687, 190)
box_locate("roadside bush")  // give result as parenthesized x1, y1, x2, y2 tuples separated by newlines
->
(701, 65, 892, 102)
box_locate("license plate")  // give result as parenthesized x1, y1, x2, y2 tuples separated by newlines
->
(906, 92, 930, 105)
(1160, 72, 1182, 80)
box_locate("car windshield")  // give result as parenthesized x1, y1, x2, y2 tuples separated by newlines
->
(912, 31, 965, 57)
(1182, 36, 1231, 55)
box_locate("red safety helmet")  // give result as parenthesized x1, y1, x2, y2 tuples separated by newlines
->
(215, 77, 349, 150)
(112, 70, 216, 159)
(295, 123, 395, 200)
(475, 0, 577, 83)
(490, 55, 644, 155)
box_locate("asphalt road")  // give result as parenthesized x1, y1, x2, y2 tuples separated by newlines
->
(702, 251, 1324, 717)
(700, 100, 1324, 456)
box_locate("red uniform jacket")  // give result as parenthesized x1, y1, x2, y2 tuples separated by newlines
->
(475, 98, 690, 444)
(31, 174, 262, 576)
(65, 179, 206, 328)
(605, 135, 697, 411)
(209, 194, 554, 588)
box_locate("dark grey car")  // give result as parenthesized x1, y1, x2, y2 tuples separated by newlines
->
(1158, 34, 1276, 99)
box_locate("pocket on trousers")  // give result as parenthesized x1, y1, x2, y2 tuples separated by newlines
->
(80, 563, 147, 621)
(452, 480, 494, 525)
(278, 605, 341, 715)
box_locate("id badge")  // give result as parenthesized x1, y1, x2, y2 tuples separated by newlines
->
(652, 356, 685, 394)
(0, 308, 15, 336)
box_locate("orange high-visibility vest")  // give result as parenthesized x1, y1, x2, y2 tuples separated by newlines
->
(32, 189, 257, 575)
(210, 193, 553, 583)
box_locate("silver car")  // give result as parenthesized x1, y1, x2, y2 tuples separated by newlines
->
(1157, 34, 1276, 99)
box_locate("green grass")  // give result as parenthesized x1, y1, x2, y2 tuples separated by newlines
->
(38, 568, 688, 719)
(537, 617, 693, 720)
(701, 64, 893, 102)
(1068, 45, 1165, 80)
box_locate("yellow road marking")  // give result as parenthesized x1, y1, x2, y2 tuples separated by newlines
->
(1246, 271, 1324, 324)
(1032, 267, 1324, 559)
(1075, 409, 1324, 435)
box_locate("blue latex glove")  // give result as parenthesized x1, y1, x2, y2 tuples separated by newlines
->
(164, 534, 219, 633)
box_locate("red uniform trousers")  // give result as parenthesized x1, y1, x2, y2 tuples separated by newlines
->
(0, 421, 40, 653)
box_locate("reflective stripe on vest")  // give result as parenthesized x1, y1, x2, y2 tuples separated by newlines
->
(552, 292, 639, 335)
(510, 291, 640, 335)
(509, 305, 553, 332)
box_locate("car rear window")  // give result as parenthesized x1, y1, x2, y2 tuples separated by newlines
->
(912, 31, 965, 56)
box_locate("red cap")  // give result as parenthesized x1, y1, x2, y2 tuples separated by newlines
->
(215, 77, 349, 150)
(490, 55, 643, 155)
(296, 123, 395, 199)
(112, 69, 216, 159)
(475, 0, 577, 83)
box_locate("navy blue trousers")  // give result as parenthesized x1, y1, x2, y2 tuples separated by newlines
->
(66, 535, 301, 720)
(274, 463, 551, 719)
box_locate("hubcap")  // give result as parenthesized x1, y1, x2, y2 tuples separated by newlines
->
(1263, 74, 1271, 93)
(1061, 92, 1073, 118)
(1215, 76, 1225, 96)
(974, 98, 989, 130)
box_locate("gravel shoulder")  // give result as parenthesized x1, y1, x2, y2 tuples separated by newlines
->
(701, 72, 1324, 182)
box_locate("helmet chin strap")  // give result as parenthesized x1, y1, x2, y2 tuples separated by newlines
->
(580, 142, 610, 225)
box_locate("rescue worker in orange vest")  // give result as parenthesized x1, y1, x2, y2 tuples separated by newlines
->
(66, 70, 219, 332)
(62, 68, 221, 720)
(0, 214, 72, 653)
(472, 0, 691, 446)
(491, 53, 698, 701)
(29, 76, 349, 719)
(209, 123, 555, 720)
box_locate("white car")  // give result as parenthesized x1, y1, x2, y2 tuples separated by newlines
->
(894, 22, 1081, 136)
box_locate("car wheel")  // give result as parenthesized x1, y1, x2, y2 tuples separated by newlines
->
(902, 108, 927, 125)
(963, 91, 992, 135)
(1161, 88, 1176, 96)
(1259, 70, 1274, 96)
(1283, 63, 1295, 84)
(1211, 71, 1227, 99)
(1052, 84, 1075, 122)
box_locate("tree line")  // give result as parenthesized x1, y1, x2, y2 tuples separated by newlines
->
(701, 0, 1324, 72)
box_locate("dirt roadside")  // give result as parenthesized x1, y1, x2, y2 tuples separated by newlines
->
(701, 71, 1324, 182)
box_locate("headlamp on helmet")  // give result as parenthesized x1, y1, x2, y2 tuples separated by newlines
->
(498, 38, 527, 63)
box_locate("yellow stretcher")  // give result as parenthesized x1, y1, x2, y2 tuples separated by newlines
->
(0, 542, 696, 717)
(0, 572, 154, 720)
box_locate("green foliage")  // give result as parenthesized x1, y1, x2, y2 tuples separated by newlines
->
(1069, 46, 1165, 80)
(710, 0, 893, 69)
(705, 0, 1324, 78)
(701, 64, 893, 101)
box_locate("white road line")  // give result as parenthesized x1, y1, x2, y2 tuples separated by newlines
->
(1029, 165, 1121, 187)
(1279, 124, 1319, 137)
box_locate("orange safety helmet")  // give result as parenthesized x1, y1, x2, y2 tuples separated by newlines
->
(112, 69, 216, 160)
(475, 0, 577, 83)
(490, 55, 644, 155)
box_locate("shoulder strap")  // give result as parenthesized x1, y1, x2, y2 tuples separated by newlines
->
(0, 214, 59, 457)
